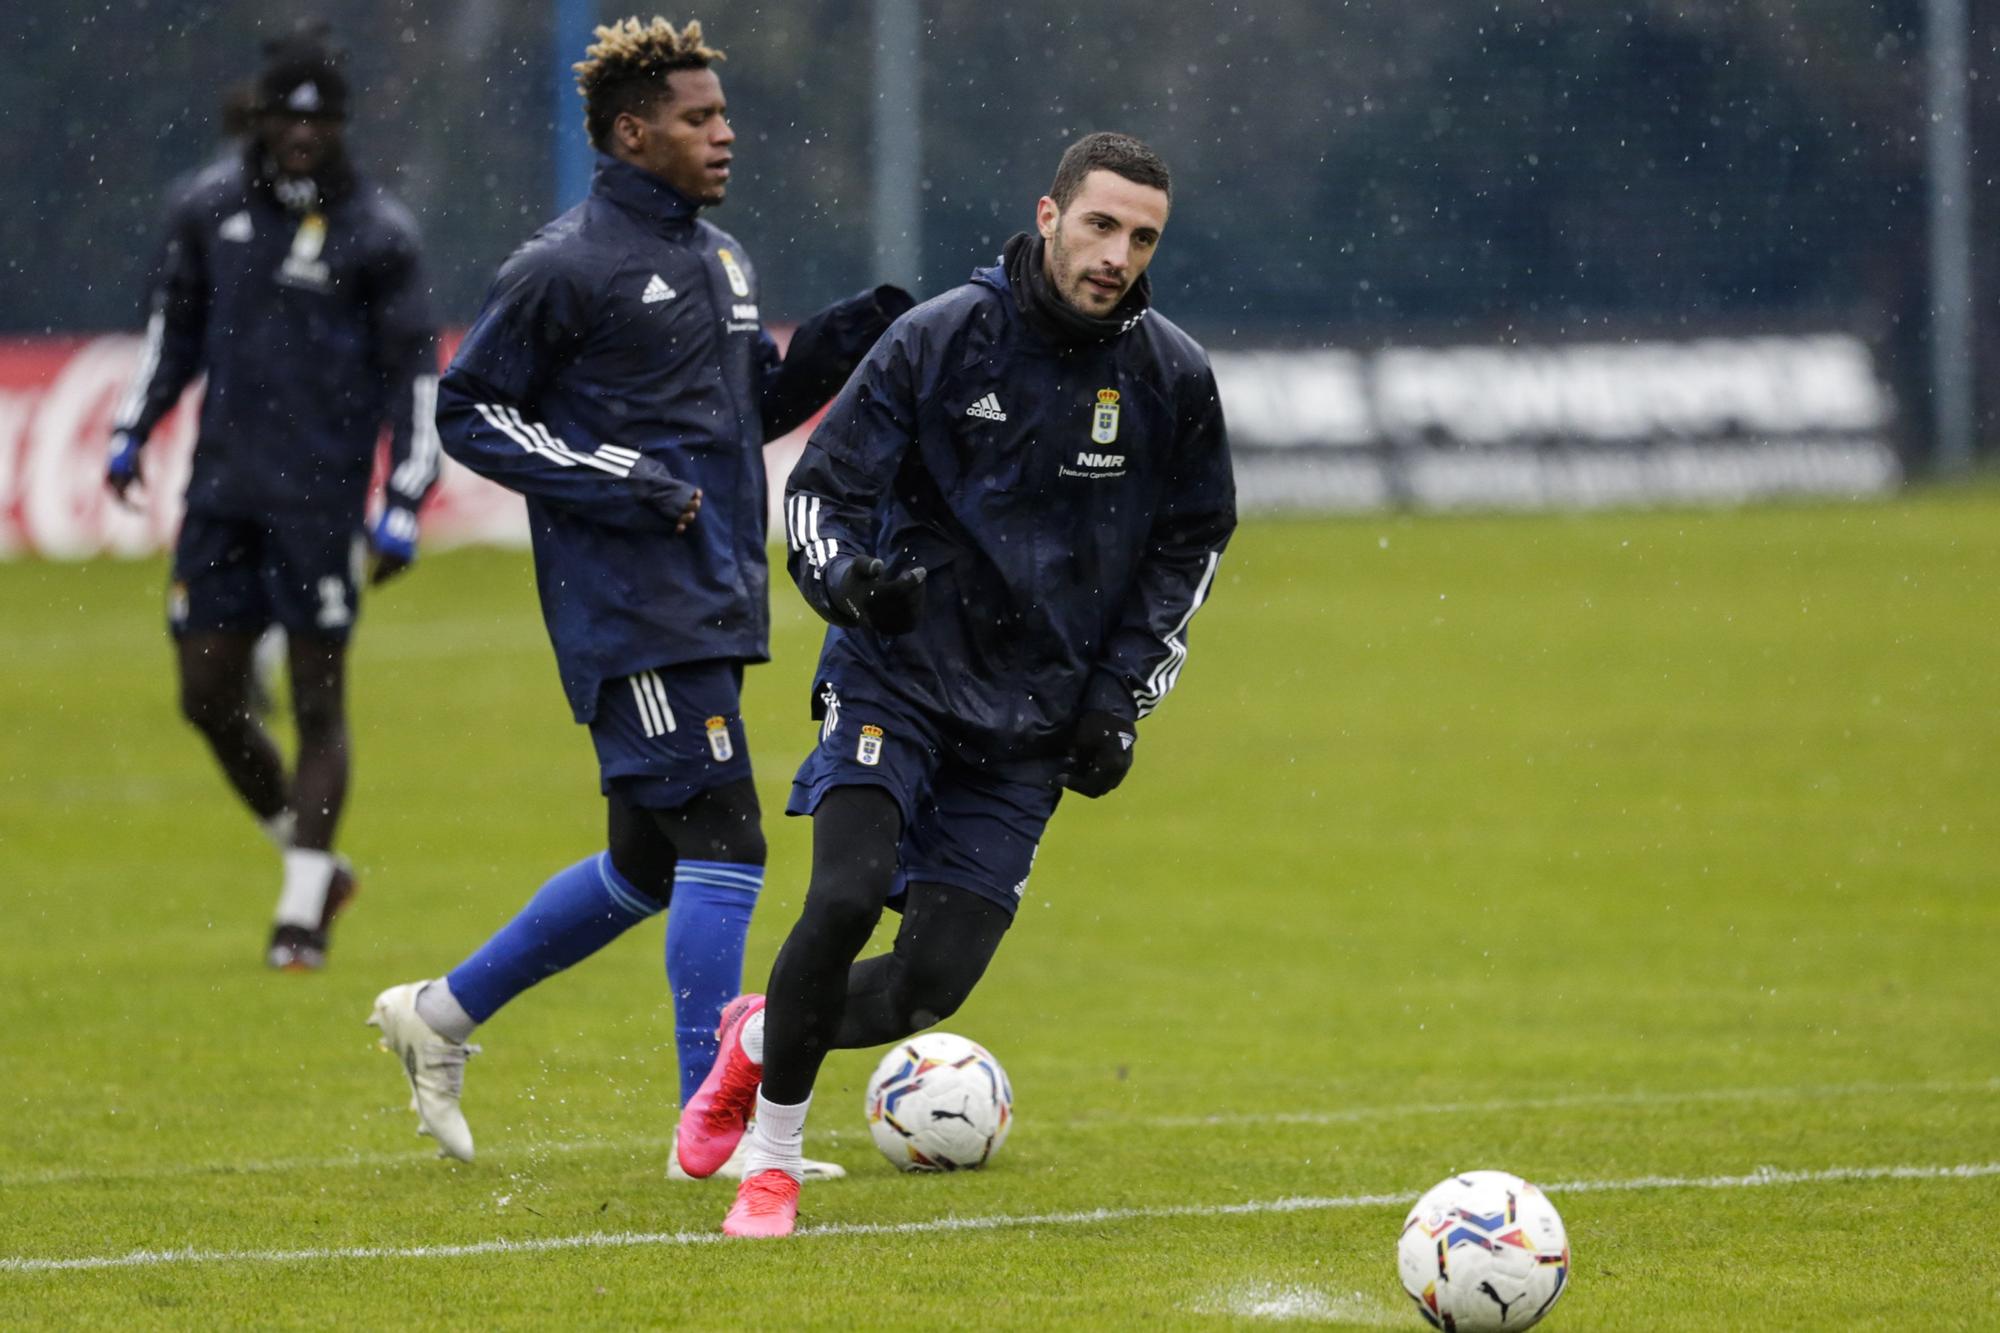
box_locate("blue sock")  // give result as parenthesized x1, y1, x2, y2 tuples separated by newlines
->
(446, 852, 662, 1023)
(666, 859, 762, 1103)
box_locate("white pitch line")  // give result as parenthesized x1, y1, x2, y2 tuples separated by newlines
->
(4, 1075, 1995, 1190)
(4, 1161, 1996, 1276)
(0, 1134, 681, 1189)
(1131, 1074, 2000, 1130)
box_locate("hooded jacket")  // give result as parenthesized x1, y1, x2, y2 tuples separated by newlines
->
(785, 238, 1236, 757)
(437, 153, 907, 721)
(114, 147, 438, 522)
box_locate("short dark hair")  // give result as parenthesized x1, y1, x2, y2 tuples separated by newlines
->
(1048, 132, 1172, 210)
(574, 17, 725, 150)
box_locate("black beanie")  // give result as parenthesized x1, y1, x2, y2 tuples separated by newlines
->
(255, 23, 349, 120)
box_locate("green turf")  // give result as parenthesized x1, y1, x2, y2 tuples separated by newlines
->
(3, 490, 1997, 1329)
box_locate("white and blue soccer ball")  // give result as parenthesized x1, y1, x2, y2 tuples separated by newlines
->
(864, 1032, 1013, 1171)
(1396, 1170, 1570, 1331)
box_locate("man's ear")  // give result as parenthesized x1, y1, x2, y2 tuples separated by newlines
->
(613, 110, 645, 153)
(1035, 195, 1059, 240)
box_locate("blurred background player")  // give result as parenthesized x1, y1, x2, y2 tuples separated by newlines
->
(676, 132, 1237, 1236)
(366, 17, 908, 1173)
(157, 79, 292, 725)
(107, 22, 440, 972)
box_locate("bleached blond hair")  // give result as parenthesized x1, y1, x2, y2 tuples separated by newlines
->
(573, 17, 725, 148)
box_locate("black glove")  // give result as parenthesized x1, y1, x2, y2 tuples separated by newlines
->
(871, 283, 917, 325)
(826, 556, 927, 634)
(629, 455, 703, 532)
(1058, 710, 1137, 798)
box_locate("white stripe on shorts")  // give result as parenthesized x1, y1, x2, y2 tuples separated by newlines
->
(641, 671, 676, 735)
(628, 676, 662, 738)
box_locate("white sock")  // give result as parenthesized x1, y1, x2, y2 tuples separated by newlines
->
(274, 848, 336, 928)
(739, 1008, 766, 1065)
(415, 980, 477, 1044)
(261, 809, 297, 851)
(740, 1090, 810, 1182)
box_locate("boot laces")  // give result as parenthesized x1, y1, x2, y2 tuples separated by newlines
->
(706, 1050, 761, 1126)
(741, 1169, 798, 1213)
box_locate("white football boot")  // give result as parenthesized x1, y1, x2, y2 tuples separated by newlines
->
(668, 1134, 846, 1181)
(368, 981, 477, 1161)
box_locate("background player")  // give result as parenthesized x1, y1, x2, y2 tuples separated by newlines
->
(108, 22, 439, 971)
(671, 132, 1237, 1235)
(366, 17, 908, 1173)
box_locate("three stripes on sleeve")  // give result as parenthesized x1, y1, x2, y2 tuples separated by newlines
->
(785, 492, 837, 576)
(473, 401, 643, 478)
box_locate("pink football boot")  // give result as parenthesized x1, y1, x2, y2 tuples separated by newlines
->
(673, 993, 766, 1178)
(723, 1168, 801, 1238)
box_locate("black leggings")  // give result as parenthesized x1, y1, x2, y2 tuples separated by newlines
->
(176, 630, 346, 848)
(605, 778, 766, 906)
(759, 786, 1011, 1105)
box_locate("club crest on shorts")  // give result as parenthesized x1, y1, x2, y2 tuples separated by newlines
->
(716, 247, 751, 298)
(705, 716, 734, 762)
(168, 581, 189, 625)
(1090, 388, 1121, 445)
(856, 723, 885, 767)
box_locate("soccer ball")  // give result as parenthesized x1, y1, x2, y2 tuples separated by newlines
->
(864, 1032, 1013, 1171)
(1396, 1170, 1570, 1331)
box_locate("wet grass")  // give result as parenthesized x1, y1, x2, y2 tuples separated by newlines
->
(3, 490, 1997, 1328)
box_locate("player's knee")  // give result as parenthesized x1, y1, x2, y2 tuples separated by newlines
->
(704, 820, 766, 868)
(290, 689, 345, 744)
(807, 891, 878, 940)
(800, 880, 882, 952)
(673, 779, 766, 867)
(714, 781, 768, 864)
(662, 801, 766, 867)
(607, 818, 676, 907)
(901, 964, 974, 1029)
(879, 990, 952, 1035)
(871, 956, 959, 1036)
(178, 677, 237, 735)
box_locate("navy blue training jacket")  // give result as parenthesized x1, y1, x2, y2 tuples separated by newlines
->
(114, 150, 439, 522)
(437, 154, 906, 723)
(786, 257, 1236, 757)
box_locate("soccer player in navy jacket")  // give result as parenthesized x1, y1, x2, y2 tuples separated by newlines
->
(368, 18, 906, 1172)
(676, 133, 1237, 1235)
(108, 26, 438, 972)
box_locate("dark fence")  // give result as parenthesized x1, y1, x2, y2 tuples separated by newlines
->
(4, 1, 1992, 459)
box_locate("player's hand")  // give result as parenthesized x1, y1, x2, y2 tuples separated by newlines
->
(629, 455, 702, 533)
(368, 505, 420, 585)
(826, 556, 927, 634)
(106, 432, 145, 507)
(1058, 710, 1137, 799)
(871, 284, 917, 323)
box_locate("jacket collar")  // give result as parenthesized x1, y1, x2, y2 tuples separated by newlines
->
(973, 234, 1152, 351)
(591, 152, 702, 235)
(244, 140, 356, 214)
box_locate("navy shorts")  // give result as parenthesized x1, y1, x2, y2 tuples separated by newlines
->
(786, 686, 1063, 918)
(589, 660, 754, 810)
(169, 512, 364, 640)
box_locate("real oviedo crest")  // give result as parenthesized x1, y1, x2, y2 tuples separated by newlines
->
(857, 723, 885, 767)
(716, 247, 751, 298)
(1091, 388, 1121, 445)
(705, 716, 734, 763)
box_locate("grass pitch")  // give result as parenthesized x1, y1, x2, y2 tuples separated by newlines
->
(2, 489, 1997, 1329)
